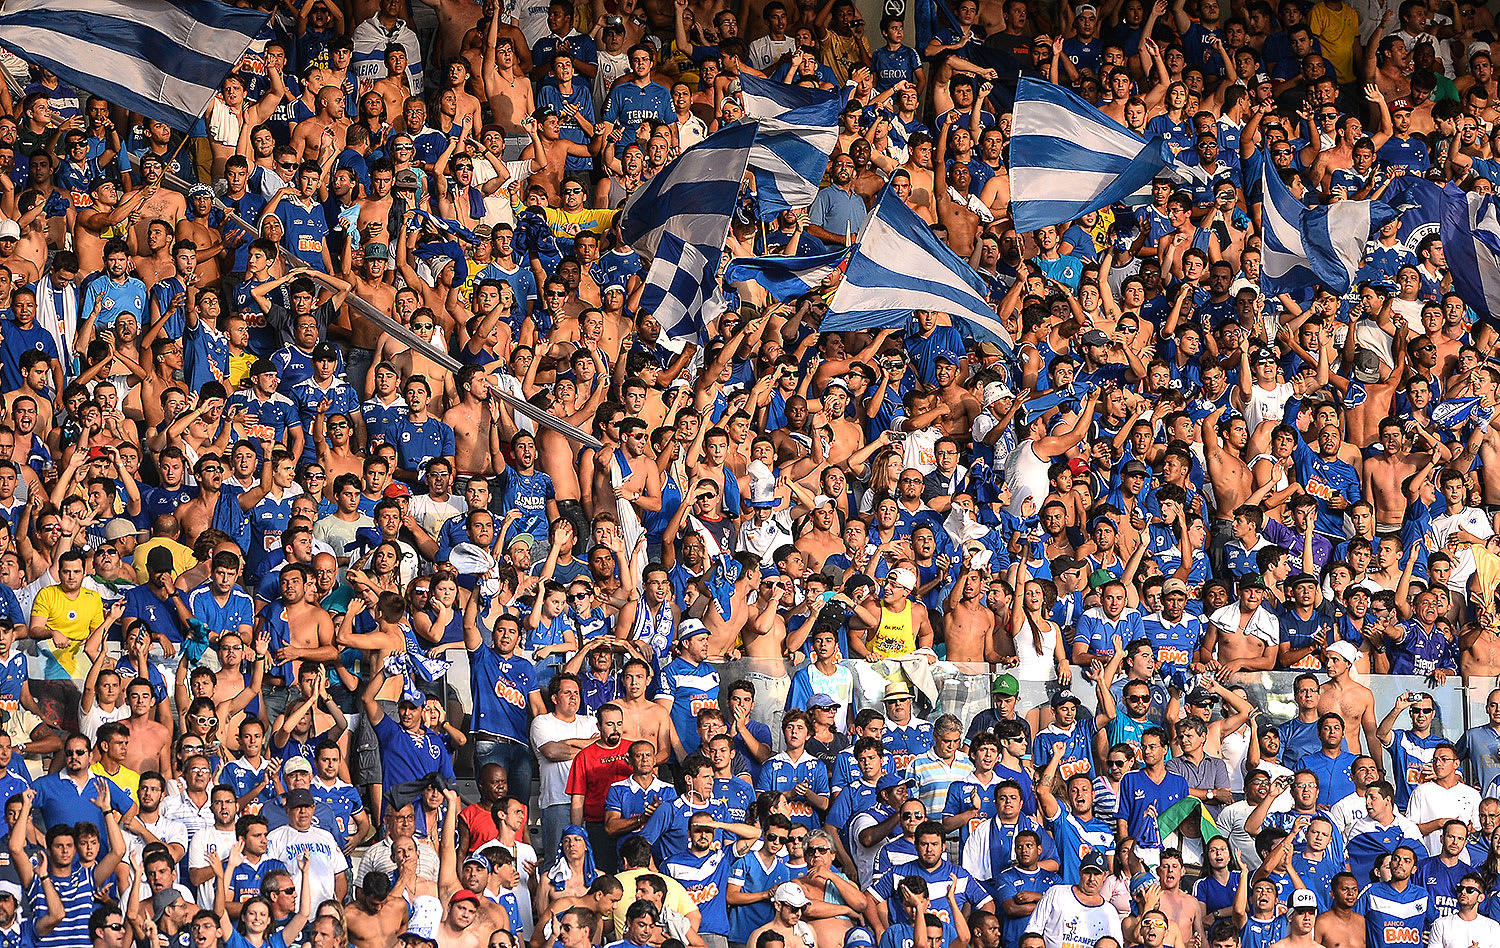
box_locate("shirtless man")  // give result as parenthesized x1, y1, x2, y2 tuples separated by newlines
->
(121, 677, 172, 774)
(131, 220, 176, 289)
(931, 354, 979, 437)
(175, 455, 225, 545)
(1318, 641, 1379, 756)
(1157, 851, 1204, 948)
(483, 22, 536, 135)
(530, 365, 608, 548)
(445, 366, 501, 478)
(1363, 416, 1446, 533)
(794, 497, 842, 571)
(356, 164, 397, 251)
(1312, 872, 1365, 948)
(344, 871, 410, 948)
(1198, 575, 1278, 675)
(269, 568, 337, 668)
(176, 192, 231, 287)
(130, 155, 187, 251)
(741, 580, 789, 667)
(613, 662, 678, 763)
(898, 133, 936, 214)
(943, 561, 998, 663)
(369, 47, 415, 122)
(75, 178, 153, 274)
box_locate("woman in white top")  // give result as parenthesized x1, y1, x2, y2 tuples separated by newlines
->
(1008, 561, 1072, 684)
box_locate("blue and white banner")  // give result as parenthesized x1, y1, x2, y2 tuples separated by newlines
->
(1009, 77, 1172, 232)
(621, 122, 757, 258)
(0, 0, 268, 130)
(723, 248, 847, 302)
(639, 234, 728, 339)
(1260, 161, 1395, 295)
(821, 188, 1008, 346)
(1440, 182, 1500, 325)
(738, 74, 842, 218)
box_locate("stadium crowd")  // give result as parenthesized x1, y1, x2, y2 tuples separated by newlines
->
(7, 1, 1500, 948)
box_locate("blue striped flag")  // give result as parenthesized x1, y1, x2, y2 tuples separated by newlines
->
(1440, 182, 1500, 325)
(0, 0, 268, 130)
(738, 74, 842, 218)
(621, 122, 756, 257)
(723, 248, 847, 302)
(625, 123, 756, 338)
(1009, 78, 1172, 232)
(1260, 159, 1395, 295)
(820, 187, 1010, 347)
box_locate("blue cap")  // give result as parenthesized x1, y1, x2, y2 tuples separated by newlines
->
(845, 928, 876, 948)
(1080, 851, 1108, 874)
(463, 853, 491, 870)
(807, 693, 840, 710)
(875, 774, 912, 792)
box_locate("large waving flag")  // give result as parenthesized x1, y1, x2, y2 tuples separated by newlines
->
(1440, 182, 1500, 325)
(0, 0, 268, 130)
(621, 122, 756, 258)
(723, 247, 847, 302)
(738, 74, 841, 218)
(821, 188, 1010, 346)
(1009, 78, 1172, 232)
(624, 123, 756, 338)
(1260, 161, 1395, 295)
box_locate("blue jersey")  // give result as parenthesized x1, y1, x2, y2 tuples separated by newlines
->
(80, 275, 147, 330)
(871, 860, 989, 924)
(663, 846, 735, 935)
(1241, 914, 1287, 948)
(186, 583, 257, 639)
(884, 719, 934, 774)
(1032, 720, 1097, 783)
(1117, 769, 1188, 850)
(279, 199, 330, 269)
(657, 658, 719, 757)
(640, 793, 731, 863)
(994, 866, 1060, 947)
(727, 850, 789, 942)
(713, 776, 755, 823)
(227, 856, 287, 903)
(1385, 729, 1446, 810)
(756, 752, 830, 831)
(391, 415, 455, 474)
(602, 81, 674, 151)
(370, 716, 454, 794)
(469, 645, 537, 744)
(360, 397, 407, 447)
(1046, 807, 1116, 884)
(290, 377, 362, 463)
(1139, 613, 1203, 680)
(1355, 881, 1432, 948)
(498, 466, 555, 549)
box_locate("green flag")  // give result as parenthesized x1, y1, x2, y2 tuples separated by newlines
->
(1157, 797, 1224, 843)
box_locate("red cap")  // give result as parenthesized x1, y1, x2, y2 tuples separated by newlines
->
(87, 446, 110, 460)
(1067, 457, 1090, 476)
(383, 482, 411, 498)
(450, 889, 481, 905)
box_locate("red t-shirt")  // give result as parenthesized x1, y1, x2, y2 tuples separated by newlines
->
(565, 739, 633, 822)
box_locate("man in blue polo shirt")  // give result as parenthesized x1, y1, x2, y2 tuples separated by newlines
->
(1298, 712, 1359, 807)
(807, 154, 867, 248)
(656, 620, 719, 760)
(361, 663, 455, 803)
(30, 733, 134, 850)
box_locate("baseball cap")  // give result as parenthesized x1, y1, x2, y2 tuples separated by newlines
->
(0, 881, 19, 902)
(283, 756, 313, 775)
(844, 928, 876, 948)
(1050, 690, 1081, 710)
(363, 242, 390, 261)
(1286, 572, 1317, 589)
(103, 518, 138, 541)
(450, 889, 482, 906)
(1067, 457, 1090, 476)
(773, 882, 811, 907)
(1239, 574, 1269, 591)
(1252, 346, 1278, 364)
(1161, 578, 1189, 597)
(1079, 851, 1108, 874)
(152, 889, 184, 921)
(983, 381, 1014, 406)
(678, 618, 710, 641)
(807, 693, 840, 710)
(394, 168, 420, 191)
(1391, 98, 1414, 112)
(1121, 460, 1148, 477)
(934, 350, 959, 365)
(1088, 567, 1116, 589)
(1353, 349, 1381, 384)
(875, 773, 914, 792)
(463, 854, 491, 870)
(1290, 889, 1318, 912)
(311, 342, 340, 362)
(383, 482, 412, 498)
(1080, 329, 1111, 348)
(1253, 71, 1272, 85)
(147, 546, 176, 574)
(285, 788, 315, 808)
(187, 184, 214, 201)
(1185, 688, 1217, 707)
(991, 673, 1019, 697)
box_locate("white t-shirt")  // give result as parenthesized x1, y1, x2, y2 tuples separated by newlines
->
(1027, 883, 1123, 948)
(1428, 912, 1500, 948)
(747, 36, 797, 71)
(1406, 780, 1480, 854)
(267, 823, 349, 909)
(81, 703, 130, 742)
(187, 825, 236, 906)
(529, 713, 598, 808)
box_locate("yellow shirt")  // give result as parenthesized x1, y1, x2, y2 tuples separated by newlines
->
(610, 867, 700, 935)
(866, 600, 917, 658)
(228, 352, 256, 391)
(31, 584, 104, 678)
(90, 762, 140, 802)
(132, 537, 198, 583)
(543, 206, 620, 245)
(1308, 1, 1360, 84)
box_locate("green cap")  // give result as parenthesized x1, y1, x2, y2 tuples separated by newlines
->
(991, 673, 1019, 697)
(1088, 568, 1115, 589)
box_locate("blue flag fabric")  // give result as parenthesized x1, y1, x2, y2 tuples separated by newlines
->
(723, 248, 847, 302)
(1440, 182, 1500, 326)
(620, 122, 757, 258)
(1259, 159, 1396, 295)
(0, 0, 268, 130)
(738, 74, 843, 219)
(1008, 78, 1172, 232)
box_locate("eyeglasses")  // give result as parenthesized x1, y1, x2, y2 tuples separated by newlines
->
(545, 289, 567, 297)
(1108, 759, 1128, 769)
(1459, 885, 1483, 894)
(103, 923, 126, 931)
(328, 421, 350, 430)
(270, 886, 296, 896)
(808, 846, 831, 854)
(1411, 707, 1435, 714)
(279, 162, 297, 170)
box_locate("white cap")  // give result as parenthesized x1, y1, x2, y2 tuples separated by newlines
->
(1325, 640, 1360, 666)
(773, 882, 811, 907)
(812, 494, 834, 508)
(283, 756, 313, 775)
(0, 220, 20, 240)
(1289, 889, 1318, 911)
(984, 381, 1014, 406)
(887, 567, 917, 589)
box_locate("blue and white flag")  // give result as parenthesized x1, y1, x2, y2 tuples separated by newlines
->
(620, 122, 756, 258)
(0, 0, 268, 130)
(639, 234, 728, 338)
(1260, 161, 1395, 295)
(625, 124, 755, 338)
(1440, 182, 1500, 325)
(723, 248, 847, 302)
(821, 188, 1009, 347)
(1009, 77, 1172, 232)
(738, 74, 842, 218)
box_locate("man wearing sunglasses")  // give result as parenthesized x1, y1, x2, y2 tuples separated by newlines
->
(1427, 871, 1500, 947)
